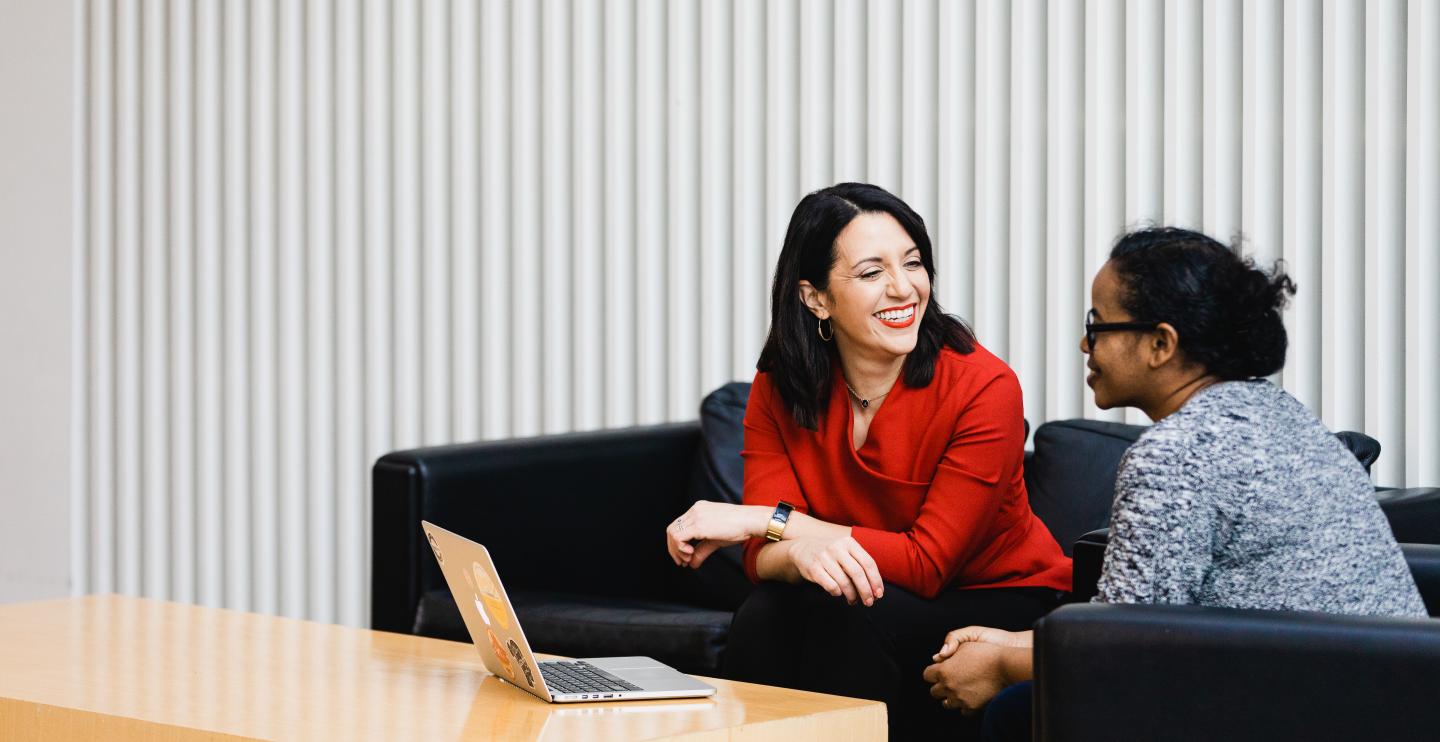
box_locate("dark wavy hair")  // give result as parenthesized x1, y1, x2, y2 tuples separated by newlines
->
(1108, 227, 1297, 380)
(757, 183, 976, 430)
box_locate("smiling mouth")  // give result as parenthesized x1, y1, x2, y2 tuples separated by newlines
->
(873, 303, 917, 328)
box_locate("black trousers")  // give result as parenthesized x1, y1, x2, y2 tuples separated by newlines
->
(723, 581, 1062, 741)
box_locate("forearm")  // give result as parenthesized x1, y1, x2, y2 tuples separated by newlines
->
(753, 541, 803, 583)
(739, 503, 851, 542)
(784, 512, 852, 541)
(997, 644, 1034, 685)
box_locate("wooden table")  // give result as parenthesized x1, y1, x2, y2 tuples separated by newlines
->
(0, 595, 885, 741)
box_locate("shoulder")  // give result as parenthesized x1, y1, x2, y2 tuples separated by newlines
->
(916, 344, 1023, 431)
(745, 371, 780, 416)
(1120, 382, 1280, 490)
(930, 343, 1018, 395)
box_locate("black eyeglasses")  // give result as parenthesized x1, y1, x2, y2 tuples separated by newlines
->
(1085, 309, 1159, 349)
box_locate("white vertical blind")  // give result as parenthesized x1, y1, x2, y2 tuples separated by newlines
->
(1321, 0, 1366, 435)
(574, 0, 605, 430)
(1283, 0, 1323, 413)
(168, 0, 196, 609)
(699, 0, 733, 397)
(1407, 0, 1440, 488)
(605, 0, 637, 425)
(1242, 0, 1282, 268)
(667, 0, 699, 422)
(936, 0, 974, 320)
(1046, 0, 1083, 424)
(1203, 0, 1241, 240)
(1365, 0, 1407, 489)
(75, 0, 1440, 625)
(1084, 0, 1125, 423)
(737, 0, 769, 381)
(1010, 0, 1047, 423)
(277, 0, 305, 620)
(974, 0, 1010, 359)
(634, 0, 666, 426)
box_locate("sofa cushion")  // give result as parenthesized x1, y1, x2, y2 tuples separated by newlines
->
(511, 590, 732, 676)
(1024, 419, 1148, 556)
(1400, 543, 1440, 617)
(690, 381, 750, 507)
(1376, 488, 1440, 545)
(410, 588, 731, 676)
(672, 381, 757, 612)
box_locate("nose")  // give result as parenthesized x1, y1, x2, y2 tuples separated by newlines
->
(1080, 333, 1091, 355)
(887, 267, 913, 298)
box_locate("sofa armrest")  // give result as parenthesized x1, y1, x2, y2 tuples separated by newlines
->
(1033, 602, 1440, 742)
(1068, 528, 1109, 603)
(372, 422, 702, 633)
(1376, 487, 1440, 545)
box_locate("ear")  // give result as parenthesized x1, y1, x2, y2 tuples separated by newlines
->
(798, 280, 829, 319)
(1146, 323, 1181, 369)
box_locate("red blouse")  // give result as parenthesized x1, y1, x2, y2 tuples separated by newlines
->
(741, 344, 1072, 598)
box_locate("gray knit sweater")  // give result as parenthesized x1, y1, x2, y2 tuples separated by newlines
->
(1095, 379, 1426, 618)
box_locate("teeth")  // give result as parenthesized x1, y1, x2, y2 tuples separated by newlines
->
(874, 307, 915, 322)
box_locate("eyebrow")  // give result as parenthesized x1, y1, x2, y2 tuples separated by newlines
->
(850, 246, 920, 270)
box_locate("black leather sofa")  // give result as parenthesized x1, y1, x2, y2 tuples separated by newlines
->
(372, 382, 1433, 681)
(1049, 484, 1440, 739)
(371, 384, 1153, 675)
(1034, 543, 1440, 742)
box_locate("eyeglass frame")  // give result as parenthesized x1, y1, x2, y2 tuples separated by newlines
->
(1085, 308, 1160, 349)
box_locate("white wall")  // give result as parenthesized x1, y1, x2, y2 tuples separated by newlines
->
(0, 0, 76, 603)
(3, 0, 1438, 621)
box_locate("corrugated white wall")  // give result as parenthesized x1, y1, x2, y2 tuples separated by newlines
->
(74, 0, 1440, 625)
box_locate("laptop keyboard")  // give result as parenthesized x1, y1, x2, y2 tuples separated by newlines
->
(539, 660, 644, 695)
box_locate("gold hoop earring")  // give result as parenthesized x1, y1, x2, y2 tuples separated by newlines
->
(817, 317, 834, 342)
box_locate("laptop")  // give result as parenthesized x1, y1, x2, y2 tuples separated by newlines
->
(421, 520, 718, 703)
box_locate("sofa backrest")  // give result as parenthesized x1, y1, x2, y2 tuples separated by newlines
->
(1024, 420, 1148, 556)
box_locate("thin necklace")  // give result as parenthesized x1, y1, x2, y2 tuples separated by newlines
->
(844, 381, 892, 410)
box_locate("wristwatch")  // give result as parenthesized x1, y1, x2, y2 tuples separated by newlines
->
(765, 500, 795, 542)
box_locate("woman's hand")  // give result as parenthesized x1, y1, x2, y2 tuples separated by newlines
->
(933, 626, 1032, 662)
(786, 535, 885, 606)
(923, 641, 1015, 715)
(666, 501, 769, 569)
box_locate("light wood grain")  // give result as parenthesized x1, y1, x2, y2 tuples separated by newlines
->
(0, 596, 885, 741)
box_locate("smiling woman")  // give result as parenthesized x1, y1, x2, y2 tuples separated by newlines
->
(663, 183, 1072, 740)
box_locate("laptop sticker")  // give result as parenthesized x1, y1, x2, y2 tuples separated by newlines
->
(505, 639, 535, 687)
(472, 562, 511, 629)
(488, 628, 516, 681)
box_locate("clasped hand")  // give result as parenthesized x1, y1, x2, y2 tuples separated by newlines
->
(922, 626, 1029, 715)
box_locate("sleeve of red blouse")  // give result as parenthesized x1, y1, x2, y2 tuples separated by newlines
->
(738, 374, 811, 584)
(850, 368, 1026, 598)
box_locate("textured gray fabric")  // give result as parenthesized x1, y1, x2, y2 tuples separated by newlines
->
(1095, 379, 1426, 618)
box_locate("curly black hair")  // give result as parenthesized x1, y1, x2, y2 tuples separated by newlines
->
(1108, 227, 1297, 380)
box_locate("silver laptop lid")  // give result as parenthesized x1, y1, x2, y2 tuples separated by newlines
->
(422, 520, 554, 701)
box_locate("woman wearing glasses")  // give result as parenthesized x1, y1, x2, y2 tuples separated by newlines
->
(924, 227, 1426, 741)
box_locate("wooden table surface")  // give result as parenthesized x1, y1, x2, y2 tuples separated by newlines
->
(0, 595, 885, 741)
